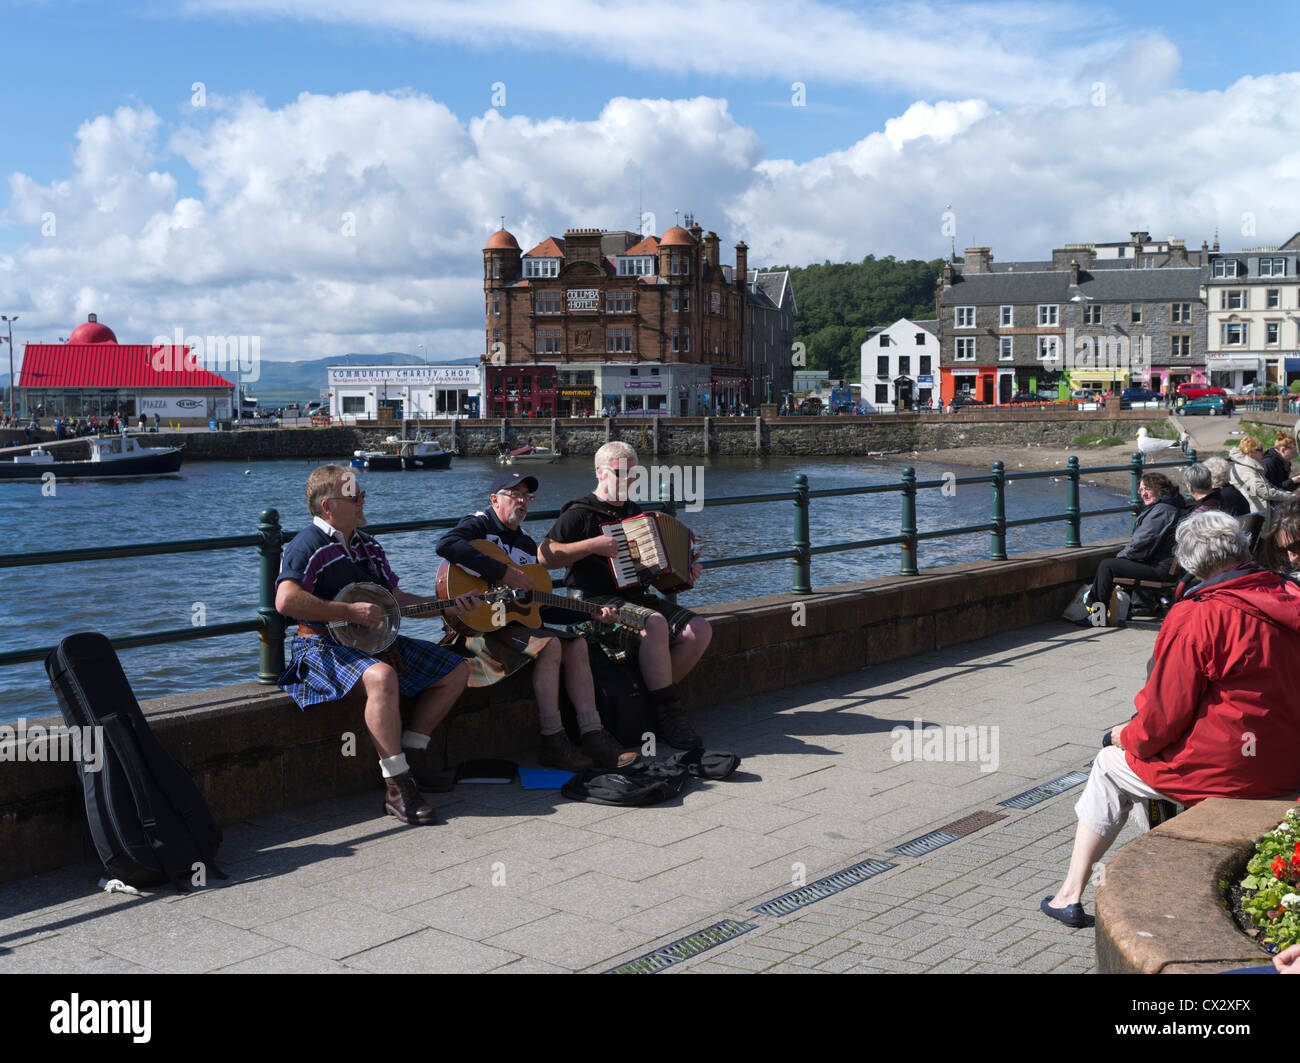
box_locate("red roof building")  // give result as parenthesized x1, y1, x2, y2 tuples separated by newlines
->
(19, 314, 235, 424)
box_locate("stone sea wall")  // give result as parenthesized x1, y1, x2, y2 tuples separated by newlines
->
(134, 409, 1174, 462)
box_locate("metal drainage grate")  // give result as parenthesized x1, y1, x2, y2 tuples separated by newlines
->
(606, 918, 757, 974)
(889, 830, 963, 857)
(749, 858, 897, 918)
(942, 810, 1008, 835)
(998, 769, 1091, 811)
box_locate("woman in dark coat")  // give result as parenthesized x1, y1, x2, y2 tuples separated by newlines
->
(1083, 473, 1183, 620)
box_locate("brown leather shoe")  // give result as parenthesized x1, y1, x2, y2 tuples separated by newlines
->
(384, 772, 437, 825)
(579, 727, 637, 769)
(538, 731, 594, 772)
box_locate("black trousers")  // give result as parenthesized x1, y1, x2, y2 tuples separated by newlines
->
(1090, 558, 1172, 606)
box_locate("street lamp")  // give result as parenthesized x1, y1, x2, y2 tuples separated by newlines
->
(1, 314, 17, 421)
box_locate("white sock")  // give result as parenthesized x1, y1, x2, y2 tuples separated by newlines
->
(379, 753, 410, 778)
(401, 730, 430, 751)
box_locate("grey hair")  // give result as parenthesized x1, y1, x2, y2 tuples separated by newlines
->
(1174, 510, 1250, 578)
(1205, 456, 1231, 487)
(1182, 463, 1212, 494)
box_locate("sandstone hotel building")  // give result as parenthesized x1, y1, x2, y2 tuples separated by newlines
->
(482, 219, 795, 417)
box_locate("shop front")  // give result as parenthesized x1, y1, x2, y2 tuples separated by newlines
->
(1205, 355, 1257, 392)
(331, 364, 483, 420)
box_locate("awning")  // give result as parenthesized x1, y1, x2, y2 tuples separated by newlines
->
(1286, 357, 1300, 372)
(1068, 368, 1131, 382)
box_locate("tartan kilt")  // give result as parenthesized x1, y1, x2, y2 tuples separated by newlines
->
(454, 622, 581, 689)
(278, 634, 464, 710)
(577, 593, 697, 659)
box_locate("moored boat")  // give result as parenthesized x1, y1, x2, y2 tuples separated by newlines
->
(497, 443, 560, 464)
(351, 435, 452, 471)
(0, 434, 184, 481)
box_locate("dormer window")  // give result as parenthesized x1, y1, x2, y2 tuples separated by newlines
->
(523, 258, 560, 278)
(1212, 259, 1239, 278)
(618, 256, 654, 277)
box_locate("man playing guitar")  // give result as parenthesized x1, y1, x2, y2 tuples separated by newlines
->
(538, 442, 711, 750)
(275, 464, 479, 826)
(436, 472, 634, 772)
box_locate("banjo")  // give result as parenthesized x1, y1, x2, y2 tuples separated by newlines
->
(325, 582, 515, 653)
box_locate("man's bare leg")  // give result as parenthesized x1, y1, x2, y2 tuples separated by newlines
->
(669, 616, 712, 684)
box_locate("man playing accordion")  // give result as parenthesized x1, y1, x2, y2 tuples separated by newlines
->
(538, 442, 711, 750)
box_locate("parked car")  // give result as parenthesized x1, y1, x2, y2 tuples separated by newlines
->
(1176, 384, 1226, 400)
(1237, 383, 1265, 397)
(1177, 395, 1226, 416)
(948, 395, 989, 411)
(1009, 391, 1053, 404)
(1119, 387, 1161, 409)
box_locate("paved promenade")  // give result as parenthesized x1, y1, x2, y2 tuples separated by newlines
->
(0, 617, 1161, 974)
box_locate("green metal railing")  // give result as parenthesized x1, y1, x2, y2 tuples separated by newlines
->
(0, 450, 1195, 680)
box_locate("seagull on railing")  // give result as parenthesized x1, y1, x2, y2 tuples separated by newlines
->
(1136, 427, 1176, 459)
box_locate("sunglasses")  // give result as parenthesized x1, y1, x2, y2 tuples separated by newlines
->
(328, 490, 366, 503)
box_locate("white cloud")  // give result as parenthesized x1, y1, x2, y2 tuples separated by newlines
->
(189, 0, 1180, 108)
(3, 73, 1300, 360)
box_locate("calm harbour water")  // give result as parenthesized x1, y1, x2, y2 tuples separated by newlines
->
(0, 453, 1131, 722)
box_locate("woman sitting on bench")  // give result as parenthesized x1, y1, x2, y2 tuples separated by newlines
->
(1082, 473, 1184, 624)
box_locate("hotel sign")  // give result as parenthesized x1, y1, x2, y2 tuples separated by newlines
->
(566, 289, 599, 312)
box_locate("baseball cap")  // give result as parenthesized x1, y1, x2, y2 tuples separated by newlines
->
(489, 472, 539, 495)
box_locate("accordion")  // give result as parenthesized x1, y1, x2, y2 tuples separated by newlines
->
(600, 512, 698, 593)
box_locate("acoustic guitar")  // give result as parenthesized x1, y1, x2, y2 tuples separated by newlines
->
(325, 581, 513, 653)
(436, 539, 614, 638)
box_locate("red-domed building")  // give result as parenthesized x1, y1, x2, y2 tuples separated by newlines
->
(481, 219, 795, 418)
(18, 314, 236, 425)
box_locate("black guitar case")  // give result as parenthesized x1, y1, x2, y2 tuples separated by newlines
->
(560, 639, 658, 749)
(45, 632, 226, 891)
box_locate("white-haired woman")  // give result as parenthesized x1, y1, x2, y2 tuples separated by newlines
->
(1043, 511, 1300, 928)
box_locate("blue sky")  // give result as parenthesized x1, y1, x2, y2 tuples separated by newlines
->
(2, 0, 1299, 361)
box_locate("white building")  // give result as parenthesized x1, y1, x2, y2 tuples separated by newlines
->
(1204, 235, 1300, 389)
(327, 364, 483, 420)
(859, 318, 940, 411)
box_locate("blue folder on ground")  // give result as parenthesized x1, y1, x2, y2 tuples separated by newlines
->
(518, 768, 574, 789)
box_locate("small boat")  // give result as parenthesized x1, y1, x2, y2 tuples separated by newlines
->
(351, 434, 452, 471)
(0, 434, 184, 481)
(497, 443, 560, 465)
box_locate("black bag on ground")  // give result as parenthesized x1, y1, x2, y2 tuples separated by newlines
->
(666, 748, 742, 780)
(560, 759, 692, 806)
(560, 639, 657, 749)
(45, 632, 226, 892)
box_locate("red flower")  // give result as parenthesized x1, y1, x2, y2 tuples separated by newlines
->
(1273, 855, 1287, 876)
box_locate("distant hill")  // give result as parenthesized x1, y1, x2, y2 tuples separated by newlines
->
(771, 255, 946, 381)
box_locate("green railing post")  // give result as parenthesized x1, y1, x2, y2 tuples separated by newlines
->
(990, 460, 1007, 560)
(659, 474, 679, 604)
(1187, 447, 1197, 465)
(900, 466, 918, 576)
(1129, 452, 1144, 529)
(1066, 456, 1081, 548)
(258, 508, 285, 684)
(792, 473, 811, 593)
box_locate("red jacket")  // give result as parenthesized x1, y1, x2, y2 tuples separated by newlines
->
(1122, 567, 1300, 806)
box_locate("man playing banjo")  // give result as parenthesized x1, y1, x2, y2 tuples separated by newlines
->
(275, 464, 478, 826)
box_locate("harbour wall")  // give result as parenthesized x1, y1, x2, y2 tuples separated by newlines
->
(82, 409, 1174, 462)
(0, 542, 1121, 883)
